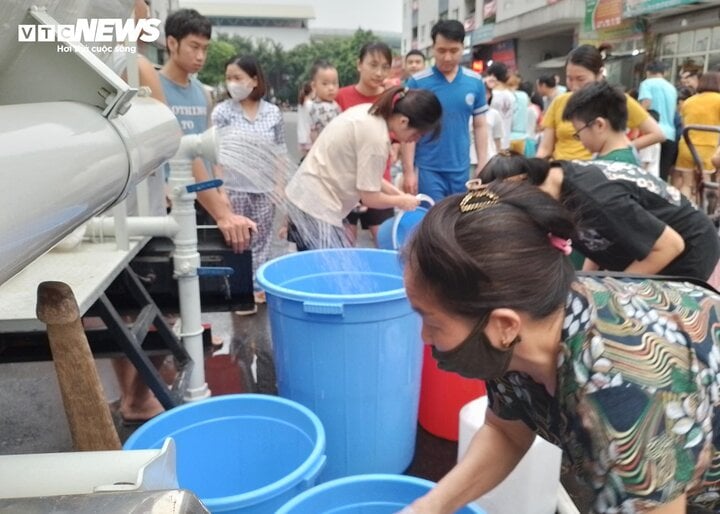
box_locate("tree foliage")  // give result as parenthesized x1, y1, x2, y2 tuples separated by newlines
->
(199, 29, 383, 104)
(198, 39, 236, 86)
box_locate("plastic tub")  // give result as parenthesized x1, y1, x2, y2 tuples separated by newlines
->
(123, 394, 326, 513)
(276, 474, 486, 513)
(256, 249, 423, 481)
(376, 195, 433, 250)
(419, 345, 486, 441)
(458, 396, 562, 514)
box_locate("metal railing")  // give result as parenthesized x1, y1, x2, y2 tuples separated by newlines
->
(681, 124, 720, 223)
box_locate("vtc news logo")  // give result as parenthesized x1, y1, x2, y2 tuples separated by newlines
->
(18, 18, 161, 43)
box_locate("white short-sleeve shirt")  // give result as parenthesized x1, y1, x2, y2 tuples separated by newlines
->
(286, 104, 390, 226)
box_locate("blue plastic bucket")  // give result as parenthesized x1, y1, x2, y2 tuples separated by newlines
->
(123, 394, 326, 513)
(276, 474, 486, 513)
(376, 194, 434, 250)
(256, 249, 423, 481)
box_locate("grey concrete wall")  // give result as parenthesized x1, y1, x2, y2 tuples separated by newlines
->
(517, 34, 574, 82)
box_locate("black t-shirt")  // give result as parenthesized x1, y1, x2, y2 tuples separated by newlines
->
(559, 160, 719, 280)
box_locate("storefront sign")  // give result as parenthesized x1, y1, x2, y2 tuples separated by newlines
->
(471, 24, 495, 45)
(492, 39, 517, 70)
(624, 0, 695, 17)
(584, 0, 623, 31)
(579, 18, 643, 46)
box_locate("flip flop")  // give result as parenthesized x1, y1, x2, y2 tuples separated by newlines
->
(120, 416, 149, 428)
(120, 411, 163, 427)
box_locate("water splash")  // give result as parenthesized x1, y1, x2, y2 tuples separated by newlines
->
(217, 126, 354, 253)
(216, 127, 377, 294)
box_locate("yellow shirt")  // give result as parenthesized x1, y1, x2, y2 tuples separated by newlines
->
(676, 92, 720, 170)
(543, 91, 650, 160)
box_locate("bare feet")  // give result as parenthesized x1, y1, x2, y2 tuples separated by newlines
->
(119, 391, 165, 423)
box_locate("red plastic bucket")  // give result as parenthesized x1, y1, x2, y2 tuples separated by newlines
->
(418, 346, 486, 441)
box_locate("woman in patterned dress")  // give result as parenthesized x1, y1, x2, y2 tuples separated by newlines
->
(402, 180, 720, 514)
(211, 55, 288, 305)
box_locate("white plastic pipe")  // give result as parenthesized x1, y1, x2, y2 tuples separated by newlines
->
(167, 158, 211, 402)
(85, 128, 218, 401)
(0, 99, 180, 285)
(86, 216, 180, 239)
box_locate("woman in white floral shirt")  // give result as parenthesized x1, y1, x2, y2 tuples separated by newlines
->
(212, 55, 287, 306)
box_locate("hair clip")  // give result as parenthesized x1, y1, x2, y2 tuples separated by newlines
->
(460, 179, 500, 213)
(465, 178, 484, 191)
(392, 87, 408, 108)
(548, 233, 572, 256)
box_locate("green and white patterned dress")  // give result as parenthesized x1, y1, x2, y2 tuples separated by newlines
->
(487, 276, 720, 513)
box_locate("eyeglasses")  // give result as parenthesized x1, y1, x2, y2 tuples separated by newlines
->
(572, 121, 595, 140)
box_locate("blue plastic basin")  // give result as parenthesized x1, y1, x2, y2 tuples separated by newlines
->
(123, 394, 326, 513)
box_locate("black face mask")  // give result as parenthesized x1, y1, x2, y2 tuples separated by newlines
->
(431, 319, 520, 380)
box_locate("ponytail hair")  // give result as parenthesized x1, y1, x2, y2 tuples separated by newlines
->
(404, 180, 575, 320)
(298, 81, 312, 104)
(369, 86, 443, 139)
(478, 151, 551, 186)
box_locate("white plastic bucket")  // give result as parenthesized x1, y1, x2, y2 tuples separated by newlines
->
(458, 397, 564, 514)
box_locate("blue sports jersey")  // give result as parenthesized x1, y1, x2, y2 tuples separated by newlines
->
(407, 66, 488, 173)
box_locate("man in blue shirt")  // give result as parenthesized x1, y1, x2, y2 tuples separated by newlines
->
(402, 20, 488, 201)
(116, 9, 257, 425)
(159, 9, 256, 252)
(638, 61, 678, 181)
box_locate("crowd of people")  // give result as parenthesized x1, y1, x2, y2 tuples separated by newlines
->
(118, 7, 720, 513)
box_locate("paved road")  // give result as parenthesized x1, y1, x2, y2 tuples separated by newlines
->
(283, 110, 300, 164)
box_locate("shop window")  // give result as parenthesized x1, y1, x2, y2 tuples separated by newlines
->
(661, 58, 673, 76)
(678, 31, 694, 54)
(695, 28, 711, 53)
(711, 27, 720, 51)
(708, 53, 720, 73)
(680, 56, 705, 75)
(661, 33, 677, 55)
(658, 27, 720, 78)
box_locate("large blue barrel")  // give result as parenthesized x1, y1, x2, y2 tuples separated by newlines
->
(257, 249, 423, 481)
(123, 394, 326, 513)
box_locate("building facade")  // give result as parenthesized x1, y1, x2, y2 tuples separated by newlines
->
(180, 2, 315, 50)
(402, 0, 719, 87)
